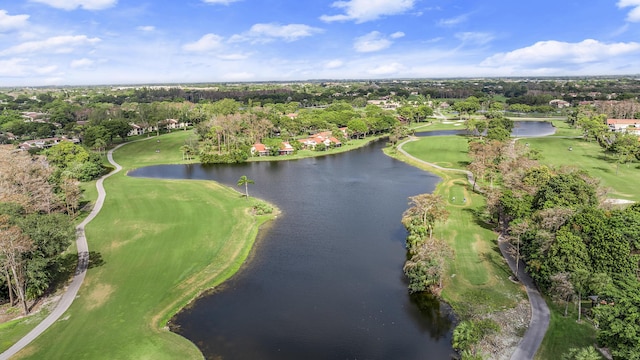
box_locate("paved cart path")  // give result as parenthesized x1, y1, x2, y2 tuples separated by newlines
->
(396, 137, 549, 360)
(0, 145, 124, 360)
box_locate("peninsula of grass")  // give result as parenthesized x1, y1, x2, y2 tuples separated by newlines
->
(16, 131, 278, 359)
(383, 143, 524, 318)
(401, 135, 470, 170)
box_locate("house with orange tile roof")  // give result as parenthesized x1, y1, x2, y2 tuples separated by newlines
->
(251, 143, 270, 156)
(607, 119, 640, 133)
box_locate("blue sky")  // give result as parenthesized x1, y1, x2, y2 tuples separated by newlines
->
(1, 0, 640, 86)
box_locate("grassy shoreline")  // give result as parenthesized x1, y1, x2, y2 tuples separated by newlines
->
(390, 119, 636, 359)
(11, 131, 278, 359)
(382, 144, 525, 316)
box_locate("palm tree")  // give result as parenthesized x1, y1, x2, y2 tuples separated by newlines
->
(237, 175, 254, 199)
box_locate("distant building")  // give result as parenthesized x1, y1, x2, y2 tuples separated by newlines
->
(549, 99, 571, 108)
(279, 142, 295, 155)
(607, 119, 640, 133)
(251, 143, 270, 156)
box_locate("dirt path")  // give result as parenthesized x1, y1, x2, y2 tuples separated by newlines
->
(0, 144, 125, 360)
(396, 137, 550, 360)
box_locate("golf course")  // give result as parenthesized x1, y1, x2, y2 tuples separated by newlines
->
(6, 132, 277, 359)
(2, 117, 638, 359)
(391, 118, 639, 358)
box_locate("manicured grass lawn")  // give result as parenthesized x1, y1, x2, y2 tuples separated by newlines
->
(401, 135, 470, 170)
(0, 310, 49, 353)
(16, 132, 276, 359)
(395, 130, 622, 358)
(436, 176, 524, 316)
(535, 301, 600, 360)
(522, 137, 640, 201)
(384, 144, 524, 318)
(547, 119, 582, 137)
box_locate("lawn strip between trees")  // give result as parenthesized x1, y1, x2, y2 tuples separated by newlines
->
(15, 131, 277, 359)
(383, 142, 526, 358)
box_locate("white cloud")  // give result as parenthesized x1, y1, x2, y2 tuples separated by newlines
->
(71, 58, 94, 68)
(481, 39, 640, 67)
(354, 31, 399, 52)
(618, 0, 640, 22)
(325, 59, 344, 69)
(0, 35, 101, 56)
(217, 53, 250, 60)
(438, 14, 469, 27)
(0, 10, 30, 32)
(320, 0, 415, 23)
(368, 62, 404, 75)
(230, 23, 323, 43)
(0, 58, 58, 77)
(390, 32, 405, 39)
(137, 25, 155, 32)
(29, 0, 118, 10)
(202, 0, 241, 4)
(183, 33, 224, 52)
(455, 32, 494, 45)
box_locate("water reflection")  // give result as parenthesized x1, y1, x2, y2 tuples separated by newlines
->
(129, 121, 554, 360)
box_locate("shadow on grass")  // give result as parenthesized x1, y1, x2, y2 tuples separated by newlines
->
(481, 246, 512, 279)
(462, 207, 495, 232)
(584, 153, 613, 162)
(49, 251, 107, 293)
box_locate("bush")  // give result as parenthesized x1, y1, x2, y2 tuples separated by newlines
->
(253, 202, 273, 215)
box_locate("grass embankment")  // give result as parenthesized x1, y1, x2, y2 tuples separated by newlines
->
(15, 131, 277, 359)
(384, 137, 525, 318)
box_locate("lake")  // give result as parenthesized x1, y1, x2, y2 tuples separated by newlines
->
(129, 121, 555, 360)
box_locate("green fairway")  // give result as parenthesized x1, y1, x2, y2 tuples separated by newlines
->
(384, 144, 524, 317)
(402, 135, 470, 170)
(522, 137, 640, 201)
(16, 131, 276, 359)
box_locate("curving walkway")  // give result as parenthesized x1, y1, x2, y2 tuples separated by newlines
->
(396, 137, 550, 360)
(0, 145, 124, 360)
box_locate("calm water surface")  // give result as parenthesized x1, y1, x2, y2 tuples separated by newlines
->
(129, 121, 555, 360)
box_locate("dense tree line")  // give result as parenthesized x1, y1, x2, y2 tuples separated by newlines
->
(469, 121, 640, 359)
(0, 147, 78, 315)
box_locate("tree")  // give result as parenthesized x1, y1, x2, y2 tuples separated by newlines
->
(403, 236, 453, 292)
(347, 118, 368, 139)
(533, 172, 598, 211)
(0, 147, 59, 214)
(561, 346, 602, 360)
(608, 132, 640, 175)
(593, 278, 640, 360)
(237, 175, 254, 199)
(550, 272, 575, 317)
(0, 215, 34, 315)
(403, 194, 449, 239)
(508, 219, 529, 279)
(45, 141, 90, 168)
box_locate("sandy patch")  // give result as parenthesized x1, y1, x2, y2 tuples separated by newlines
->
(85, 283, 114, 311)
